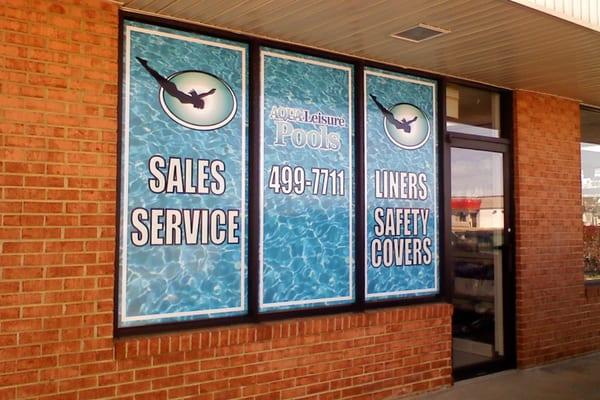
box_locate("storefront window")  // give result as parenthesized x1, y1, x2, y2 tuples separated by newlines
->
(116, 18, 441, 333)
(581, 108, 600, 281)
(446, 83, 501, 137)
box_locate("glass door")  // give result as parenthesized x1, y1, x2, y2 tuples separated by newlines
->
(450, 146, 513, 377)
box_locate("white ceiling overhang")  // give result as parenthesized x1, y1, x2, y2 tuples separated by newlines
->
(511, 0, 600, 33)
(119, 0, 600, 106)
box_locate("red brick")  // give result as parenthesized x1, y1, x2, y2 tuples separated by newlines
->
(78, 386, 116, 400)
(2, 241, 44, 253)
(16, 356, 58, 371)
(514, 91, 599, 367)
(18, 330, 60, 345)
(2, 319, 43, 332)
(117, 381, 152, 396)
(0, 388, 16, 400)
(16, 382, 58, 398)
(1, 371, 39, 386)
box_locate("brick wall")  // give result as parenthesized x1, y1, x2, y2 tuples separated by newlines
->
(5, 1, 600, 398)
(0, 1, 453, 399)
(513, 91, 600, 367)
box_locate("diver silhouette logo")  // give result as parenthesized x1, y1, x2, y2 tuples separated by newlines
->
(370, 95, 418, 133)
(370, 94, 430, 149)
(137, 57, 216, 109)
(136, 57, 237, 131)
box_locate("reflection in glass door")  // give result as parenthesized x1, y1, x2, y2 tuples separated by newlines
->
(451, 148, 505, 369)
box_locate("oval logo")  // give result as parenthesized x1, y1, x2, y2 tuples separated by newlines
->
(159, 70, 237, 131)
(383, 103, 430, 150)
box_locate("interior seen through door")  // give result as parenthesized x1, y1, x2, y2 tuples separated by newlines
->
(451, 148, 504, 368)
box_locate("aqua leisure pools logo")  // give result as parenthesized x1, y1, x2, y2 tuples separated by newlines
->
(369, 94, 430, 150)
(136, 57, 237, 131)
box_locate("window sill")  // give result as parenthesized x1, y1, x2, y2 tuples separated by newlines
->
(585, 279, 600, 299)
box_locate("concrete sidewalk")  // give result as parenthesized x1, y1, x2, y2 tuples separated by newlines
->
(410, 352, 600, 400)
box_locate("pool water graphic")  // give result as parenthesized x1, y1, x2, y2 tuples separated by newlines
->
(365, 68, 439, 300)
(119, 21, 248, 327)
(260, 49, 355, 311)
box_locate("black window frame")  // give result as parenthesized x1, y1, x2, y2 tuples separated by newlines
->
(442, 78, 516, 379)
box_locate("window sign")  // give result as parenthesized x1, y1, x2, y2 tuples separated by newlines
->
(260, 48, 355, 311)
(364, 68, 438, 300)
(118, 21, 248, 327)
